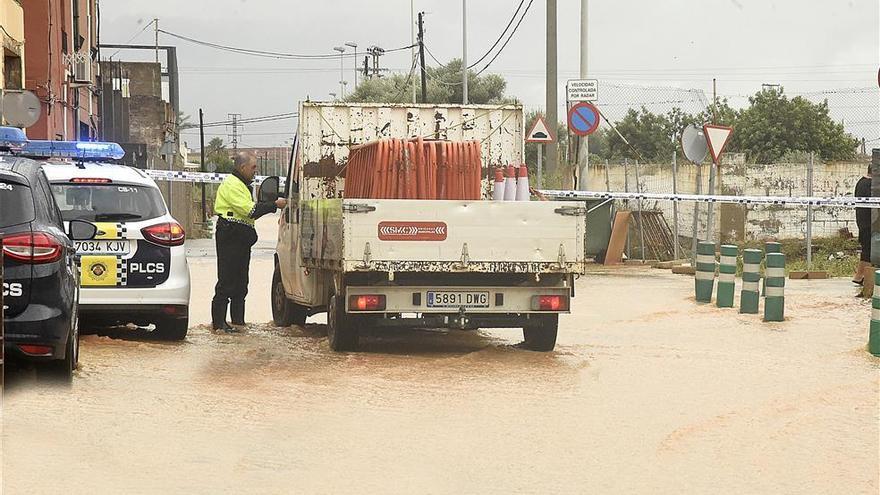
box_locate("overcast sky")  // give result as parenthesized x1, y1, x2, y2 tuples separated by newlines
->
(100, 0, 879, 148)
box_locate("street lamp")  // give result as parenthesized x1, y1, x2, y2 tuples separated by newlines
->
(345, 41, 358, 89)
(333, 46, 346, 97)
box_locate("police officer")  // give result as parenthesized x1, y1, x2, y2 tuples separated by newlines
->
(212, 152, 287, 331)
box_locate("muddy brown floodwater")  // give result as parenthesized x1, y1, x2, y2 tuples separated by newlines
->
(2, 216, 879, 494)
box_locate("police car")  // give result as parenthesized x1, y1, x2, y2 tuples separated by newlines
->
(29, 141, 192, 340)
(1, 128, 98, 380)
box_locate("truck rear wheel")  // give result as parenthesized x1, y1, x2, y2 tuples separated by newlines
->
(272, 265, 307, 327)
(522, 314, 558, 352)
(328, 294, 359, 352)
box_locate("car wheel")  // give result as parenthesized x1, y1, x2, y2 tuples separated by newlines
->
(154, 317, 189, 341)
(272, 265, 307, 326)
(327, 294, 358, 352)
(521, 314, 559, 352)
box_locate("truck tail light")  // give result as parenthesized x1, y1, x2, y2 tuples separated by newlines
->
(532, 295, 569, 312)
(141, 222, 185, 247)
(349, 295, 386, 311)
(2, 232, 63, 264)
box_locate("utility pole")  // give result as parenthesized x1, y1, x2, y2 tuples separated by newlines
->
(228, 113, 241, 150)
(577, 0, 589, 191)
(417, 12, 427, 104)
(199, 109, 206, 223)
(345, 42, 358, 88)
(411, 0, 417, 103)
(154, 18, 159, 63)
(545, 0, 558, 175)
(333, 46, 346, 98)
(462, 0, 468, 104)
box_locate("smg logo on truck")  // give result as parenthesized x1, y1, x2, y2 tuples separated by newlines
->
(130, 262, 166, 274)
(2, 282, 23, 297)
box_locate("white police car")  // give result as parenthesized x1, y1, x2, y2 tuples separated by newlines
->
(29, 141, 191, 340)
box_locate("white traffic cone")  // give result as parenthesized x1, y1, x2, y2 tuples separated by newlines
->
(503, 165, 517, 201)
(493, 167, 505, 201)
(515, 165, 530, 201)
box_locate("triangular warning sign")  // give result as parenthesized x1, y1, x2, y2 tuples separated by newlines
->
(526, 116, 556, 143)
(703, 124, 733, 164)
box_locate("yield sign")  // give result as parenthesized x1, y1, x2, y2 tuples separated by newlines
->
(526, 116, 556, 143)
(703, 124, 733, 164)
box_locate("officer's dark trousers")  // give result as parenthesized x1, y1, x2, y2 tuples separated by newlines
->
(211, 218, 258, 327)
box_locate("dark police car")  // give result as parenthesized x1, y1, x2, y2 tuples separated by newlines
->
(0, 128, 96, 381)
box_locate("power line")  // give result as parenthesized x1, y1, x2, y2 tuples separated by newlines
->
(471, 0, 535, 77)
(159, 28, 415, 60)
(467, 0, 525, 70)
(182, 112, 299, 130)
(108, 19, 156, 59)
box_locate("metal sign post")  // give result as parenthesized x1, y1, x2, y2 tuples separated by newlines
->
(537, 145, 543, 188)
(681, 125, 709, 264)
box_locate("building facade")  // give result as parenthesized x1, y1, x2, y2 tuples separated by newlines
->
(23, 0, 99, 141)
(0, 0, 25, 94)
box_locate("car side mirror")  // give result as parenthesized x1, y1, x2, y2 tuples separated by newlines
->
(68, 219, 98, 240)
(258, 176, 280, 203)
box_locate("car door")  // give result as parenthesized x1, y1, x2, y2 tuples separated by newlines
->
(35, 172, 77, 306)
(278, 144, 322, 307)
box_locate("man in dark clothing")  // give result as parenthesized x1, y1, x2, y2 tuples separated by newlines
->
(854, 166, 872, 296)
(211, 152, 287, 331)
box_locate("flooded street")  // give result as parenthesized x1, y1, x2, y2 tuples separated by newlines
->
(3, 219, 878, 494)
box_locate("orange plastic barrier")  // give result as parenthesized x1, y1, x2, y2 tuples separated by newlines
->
(344, 138, 485, 200)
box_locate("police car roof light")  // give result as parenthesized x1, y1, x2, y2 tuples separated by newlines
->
(0, 126, 28, 151)
(21, 140, 126, 161)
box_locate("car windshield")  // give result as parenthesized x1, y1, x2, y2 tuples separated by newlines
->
(0, 178, 36, 228)
(50, 183, 167, 222)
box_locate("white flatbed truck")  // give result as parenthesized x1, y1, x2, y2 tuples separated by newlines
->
(269, 103, 586, 351)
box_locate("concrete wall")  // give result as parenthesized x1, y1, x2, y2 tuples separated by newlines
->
(587, 160, 868, 242)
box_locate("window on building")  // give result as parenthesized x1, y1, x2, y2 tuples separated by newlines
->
(4, 50, 22, 90)
(112, 77, 131, 98)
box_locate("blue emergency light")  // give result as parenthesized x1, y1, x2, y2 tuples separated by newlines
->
(21, 140, 126, 161)
(0, 126, 28, 151)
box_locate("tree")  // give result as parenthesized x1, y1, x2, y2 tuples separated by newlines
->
(604, 107, 677, 161)
(345, 59, 514, 105)
(730, 87, 857, 163)
(205, 137, 234, 173)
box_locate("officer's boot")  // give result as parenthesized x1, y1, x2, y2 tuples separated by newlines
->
(231, 299, 246, 326)
(212, 297, 232, 331)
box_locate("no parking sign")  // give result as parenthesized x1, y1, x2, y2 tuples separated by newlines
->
(567, 102, 600, 137)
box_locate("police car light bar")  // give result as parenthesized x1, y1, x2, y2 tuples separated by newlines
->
(21, 140, 126, 161)
(0, 126, 28, 151)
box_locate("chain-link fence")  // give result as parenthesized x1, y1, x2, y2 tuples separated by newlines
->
(563, 83, 878, 267)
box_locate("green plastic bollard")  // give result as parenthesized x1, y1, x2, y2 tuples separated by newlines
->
(716, 245, 738, 308)
(869, 270, 880, 356)
(764, 253, 786, 322)
(740, 249, 762, 314)
(695, 241, 716, 303)
(763, 242, 782, 297)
